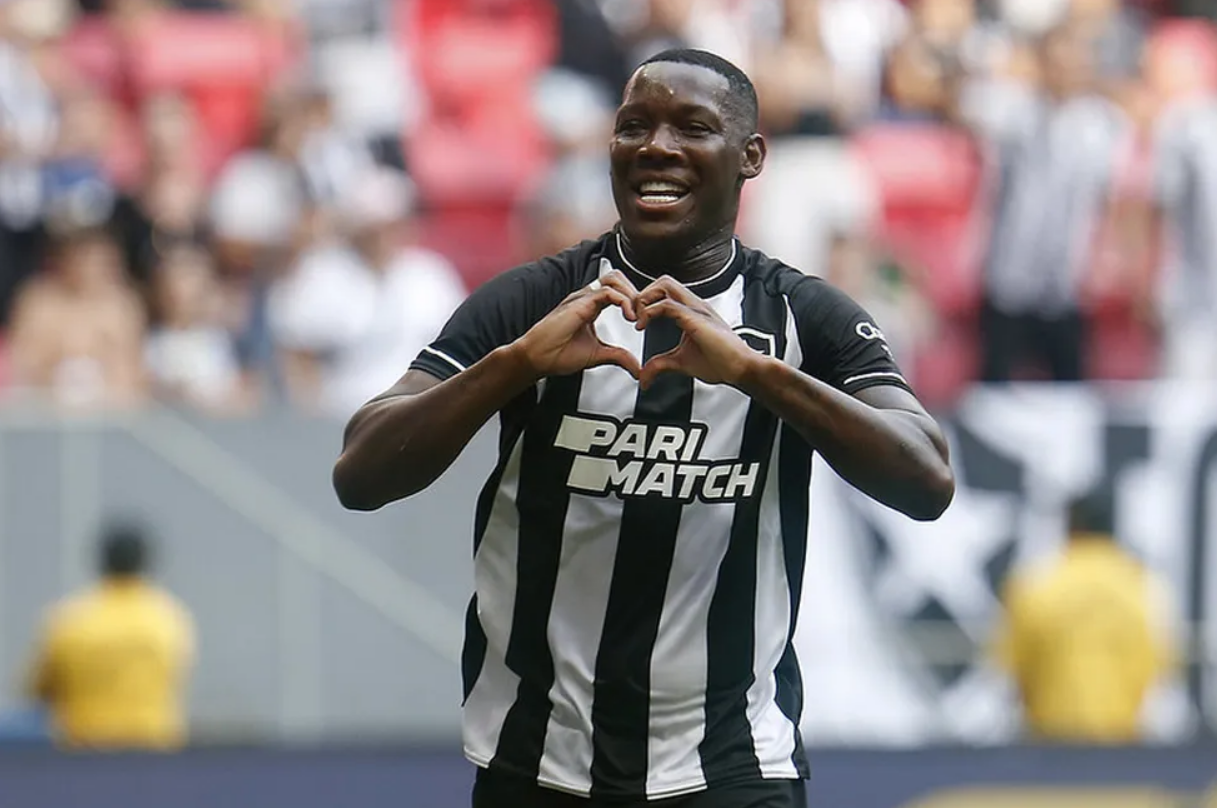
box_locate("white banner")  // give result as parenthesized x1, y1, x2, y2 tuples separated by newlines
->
(795, 384, 1217, 746)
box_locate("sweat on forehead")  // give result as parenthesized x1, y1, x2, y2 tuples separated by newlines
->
(623, 63, 757, 136)
(630, 48, 760, 132)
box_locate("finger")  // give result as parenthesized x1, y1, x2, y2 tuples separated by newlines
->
(638, 347, 684, 391)
(595, 271, 640, 320)
(637, 275, 699, 308)
(587, 287, 635, 319)
(590, 343, 642, 379)
(636, 297, 696, 331)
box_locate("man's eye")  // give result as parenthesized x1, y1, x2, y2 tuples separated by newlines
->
(684, 123, 713, 136)
(616, 121, 646, 136)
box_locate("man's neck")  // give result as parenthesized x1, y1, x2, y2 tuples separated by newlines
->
(618, 227, 736, 285)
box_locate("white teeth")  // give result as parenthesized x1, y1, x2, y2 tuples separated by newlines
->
(639, 181, 687, 194)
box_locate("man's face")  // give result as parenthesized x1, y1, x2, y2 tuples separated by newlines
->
(610, 62, 762, 250)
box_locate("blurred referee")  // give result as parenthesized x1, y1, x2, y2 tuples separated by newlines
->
(335, 50, 954, 808)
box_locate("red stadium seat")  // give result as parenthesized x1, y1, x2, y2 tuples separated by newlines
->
(404, 0, 556, 112)
(850, 124, 986, 317)
(848, 124, 988, 404)
(417, 206, 523, 291)
(62, 13, 302, 180)
(1146, 18, 1217, 97)
(401, 0, 557, 236)
(407, 114, 549, 205)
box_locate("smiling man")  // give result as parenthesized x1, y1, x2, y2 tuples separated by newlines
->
(333, 50, 955, 808)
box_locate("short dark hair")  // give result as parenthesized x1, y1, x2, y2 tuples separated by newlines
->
(637, 48, 759, 136)
(99, 521, 151, 577)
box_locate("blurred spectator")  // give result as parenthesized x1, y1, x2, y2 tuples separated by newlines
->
(751, 0, 845, 135)
(295, 87, 377, 215)
(746, 0, 911, 123)
(525, 66, 618, 257)
(742, 0, 880, 281)
(42, 85, 120, 234)
(520, 153, 617, 260)
(1146, 21, 1217, 380)
(207, 90, 310, 401)
(878, 32, 957, 122)
(269, 167, 466, 418)
(992, 495, 1179, 743)
(6, 227, 147, 408)
(305, 4, 418, 169)
(144, 244, 249, 412)
(613, 0, 752, 72)
(109, 125, 211, 289)
(0, 0, 70, 325)
(137, 91, 213, 183)
(1069, 0, 1149, 81)
(553, 0, 632, 99)
(964, 23, 1126, 382)
(23, 520, 196, 751)
(822, 232, 936, 383)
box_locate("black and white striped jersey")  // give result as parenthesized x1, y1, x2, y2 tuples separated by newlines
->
(410, 230, 910, 801)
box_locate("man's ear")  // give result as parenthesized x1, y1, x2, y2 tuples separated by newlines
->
(740, 133, 767, 181)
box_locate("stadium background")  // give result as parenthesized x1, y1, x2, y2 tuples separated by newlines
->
(0, 0, 1214, 805)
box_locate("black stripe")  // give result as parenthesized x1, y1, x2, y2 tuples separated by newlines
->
(474, 394, 537, 557)
(776, 425, 812, 775)
(700, 280, 788, 786)
(491, 374, 584, 777)
(774, 644, 809, 777)
(589, 317, 694, 798)
(463, 396, 538, 702)
(462, 596, 487, 704)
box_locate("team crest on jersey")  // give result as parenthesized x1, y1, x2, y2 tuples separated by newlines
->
(732, 326, 776, 357)
(553, 415, 761, 502)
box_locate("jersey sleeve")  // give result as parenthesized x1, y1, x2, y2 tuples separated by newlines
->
(409, 254, 584, 382)
(788, 277, 913, 395)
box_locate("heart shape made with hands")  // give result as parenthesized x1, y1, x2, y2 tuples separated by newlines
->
(578, 267, 753, 390)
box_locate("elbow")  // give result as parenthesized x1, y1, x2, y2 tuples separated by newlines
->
(332, 455, 385, 512)
(905, 462, 956, 522)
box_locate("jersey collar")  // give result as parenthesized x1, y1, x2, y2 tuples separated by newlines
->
(611, 229, 743, 299)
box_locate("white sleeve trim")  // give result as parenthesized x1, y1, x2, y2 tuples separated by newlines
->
(420, 346, 467, 373)
(841, 370, 907, 388)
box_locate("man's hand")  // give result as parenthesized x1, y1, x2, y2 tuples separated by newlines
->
(634, 276, 757, 390)
(515, 270, 643, 380)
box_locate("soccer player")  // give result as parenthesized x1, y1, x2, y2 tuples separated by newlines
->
(334, 49, 954, 808)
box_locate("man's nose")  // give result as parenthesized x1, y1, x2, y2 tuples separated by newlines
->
(639, 124, 682, 159)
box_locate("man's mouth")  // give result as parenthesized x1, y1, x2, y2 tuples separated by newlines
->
(636, 180, 690, 206)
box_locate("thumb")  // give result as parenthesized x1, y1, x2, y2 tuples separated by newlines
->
(590, 343, 642, 379)
(639, 348, 683, 391)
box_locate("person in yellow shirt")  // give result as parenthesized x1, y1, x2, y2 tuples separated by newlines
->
(992, 496, 1178, 744)
(24, 521, 196, 750)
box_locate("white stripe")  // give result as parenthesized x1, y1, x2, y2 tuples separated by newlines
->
(645, 275, 750, 797)
(463, 434, 526, 767)
(840, 370, 906, 388)
(782, 295, 804, 371)
(421, 346, 467, 373)
(616, 231, 737, 288)
(537, 305, 645, 794)
(747, 435, 799, 780)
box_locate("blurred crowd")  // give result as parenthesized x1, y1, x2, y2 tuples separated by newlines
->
(2, 0, 1217, 417)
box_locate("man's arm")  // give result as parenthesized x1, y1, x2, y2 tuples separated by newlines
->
(333, 273, 641, 511)
(635, 277, 953, 521)
(736, 360, 953, 520)
(334, 353, 535, 510)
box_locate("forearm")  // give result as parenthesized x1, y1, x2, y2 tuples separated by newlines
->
(333, 345, 536, 510)
(739, 357, 953, 520)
